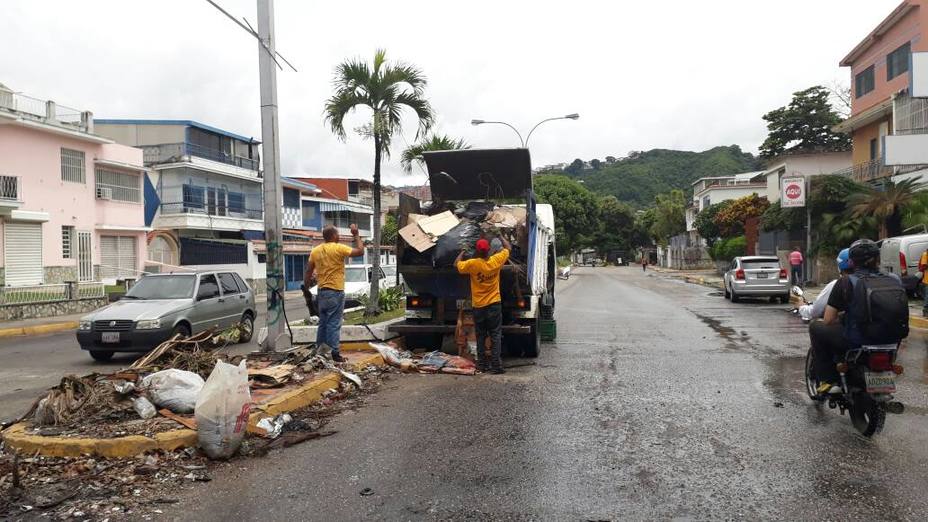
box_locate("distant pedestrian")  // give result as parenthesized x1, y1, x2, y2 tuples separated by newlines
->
(304, 224, 364, 363)
(641, 258, 648, 272)
(789, 247, 804, 286)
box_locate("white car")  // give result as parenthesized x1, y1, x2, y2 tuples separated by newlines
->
(310, 264, 400, 307)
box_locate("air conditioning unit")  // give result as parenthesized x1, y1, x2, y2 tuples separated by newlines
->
(96, 187, 113, 200)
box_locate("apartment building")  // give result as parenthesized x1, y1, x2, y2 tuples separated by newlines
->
(834, 0, 928, 183)
(0, 83, 148, 289)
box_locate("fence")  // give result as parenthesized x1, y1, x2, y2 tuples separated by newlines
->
(0, 175, 19, 201)
(0, 282, 105, 306)
(142, 142, 259, 171)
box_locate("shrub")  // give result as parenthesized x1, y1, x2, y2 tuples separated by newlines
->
(358, 285, 405, 312)
(709, 236, 747, 261)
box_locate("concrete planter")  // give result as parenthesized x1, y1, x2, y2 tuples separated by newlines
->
(258, 317, 404, 346)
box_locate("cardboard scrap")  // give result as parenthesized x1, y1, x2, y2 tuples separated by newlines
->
(158, 408, 198, 430)
(407, 213, 428, 225)
(417, 211, 459, 237)
(248, 364, 297, 388)
(399, 222, 437, 253)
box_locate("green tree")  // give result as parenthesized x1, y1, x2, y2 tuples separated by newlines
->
(381, 213, 398, 246)
(325, 49, 434, 315)
(534, 175, 601, 254)
(400, 134, 469, 174)
(649, 190, 686, 245)
(694, 200, 733, 245)
(713, 194, 770, 237)
(564, 158, 585, 176)
(850, 178, 924, 238)
(589, 158, 603, 170)
(902, 191, 928, 232)
(595, 196, 636, 251)
(759, 86, 851, 158)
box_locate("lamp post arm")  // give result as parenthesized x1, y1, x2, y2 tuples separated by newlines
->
(481, 121, 525, 147)
(525, 117, 566, 148)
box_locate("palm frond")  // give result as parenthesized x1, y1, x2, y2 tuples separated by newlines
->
(323, 90, 369, 141)
(399, 134, 470, 173)
(394, 92, 434, 139)
(379, 63, 428, 96)
(332, 59, 372, 95)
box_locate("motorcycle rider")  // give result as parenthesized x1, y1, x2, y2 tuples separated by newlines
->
(799, 248, 850, 321)
(812, 239, 905, 394)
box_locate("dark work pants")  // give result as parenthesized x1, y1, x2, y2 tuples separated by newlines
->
(792, 266, 802, 286)
(473, 302, 503, 371)
(809, 320, 848, 383)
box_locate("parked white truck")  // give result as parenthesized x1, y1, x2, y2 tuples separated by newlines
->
(388, 148, 556, 356)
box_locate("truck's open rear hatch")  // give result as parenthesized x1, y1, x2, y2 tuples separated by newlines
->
(423, 148, 532, 201)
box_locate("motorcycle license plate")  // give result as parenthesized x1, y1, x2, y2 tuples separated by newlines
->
(101, 332, 120, 344)
(755, 273, 768, 279)
(865, 371, 896, 393)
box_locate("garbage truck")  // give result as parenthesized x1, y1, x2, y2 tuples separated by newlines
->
(388, 148, 556, 357)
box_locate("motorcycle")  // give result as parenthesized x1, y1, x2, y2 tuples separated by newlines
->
(797, 289, 906, 436)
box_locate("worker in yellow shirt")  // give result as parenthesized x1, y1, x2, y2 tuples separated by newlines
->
(455, 235, 511, 374)
(304, 224, 364, 362)
(919, 248, 928, 317)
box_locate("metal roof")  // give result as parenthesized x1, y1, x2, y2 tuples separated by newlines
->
(93, 119, 260, 144)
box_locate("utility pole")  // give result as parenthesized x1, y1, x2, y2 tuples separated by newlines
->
(257, 0, 285, 351)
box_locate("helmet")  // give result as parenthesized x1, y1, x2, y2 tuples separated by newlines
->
(836, 248, 850, 271)
(849, 239, 880, 266)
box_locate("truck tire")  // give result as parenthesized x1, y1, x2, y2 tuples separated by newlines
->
(404, 333, 443, 352)
(521, 324, 541, 358)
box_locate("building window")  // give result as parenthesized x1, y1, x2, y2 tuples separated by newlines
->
(887, 42, 911, 81)
(183, 184, 205, 211)
(95, 168, 140, 202)
(283, 188, 300, 209)
(302, 203, 317, 221)
(855, 66, 875, 98)
(870, 138, 879, 161)
(62, 226, 74, 259)
(228, 192, 245, 214)
(60, 148, 85, 183)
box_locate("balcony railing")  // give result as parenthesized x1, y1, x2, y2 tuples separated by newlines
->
(831, 158, 927, 183)
(142, 142, 259, 171)
(0, 92, 89, 131)
(160, 202, 263, 221)
(0, 175, 19, 201)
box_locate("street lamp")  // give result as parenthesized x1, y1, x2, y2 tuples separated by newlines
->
(471, 113, 579, 148)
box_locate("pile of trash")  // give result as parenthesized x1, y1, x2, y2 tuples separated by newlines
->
(399, 201, 528, 267)
(370, 342, 477, 375)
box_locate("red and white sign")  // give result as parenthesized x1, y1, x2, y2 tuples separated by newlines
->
(781, 176, 805, 208)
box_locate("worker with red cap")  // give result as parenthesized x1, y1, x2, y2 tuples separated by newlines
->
(455, 234, 511, 374)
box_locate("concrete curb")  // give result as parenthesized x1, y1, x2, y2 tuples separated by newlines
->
(0, 321, 79, 339)
(0, 351, 387, 458)
(258, 317, 404, 346)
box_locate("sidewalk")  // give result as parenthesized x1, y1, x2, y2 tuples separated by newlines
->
(0, 289, 307, 339)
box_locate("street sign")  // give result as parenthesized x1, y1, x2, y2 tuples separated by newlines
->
(781, 176, 805, 208)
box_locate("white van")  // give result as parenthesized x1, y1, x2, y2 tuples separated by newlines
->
(309, 264, 400, 307)
(879, 233, 928, 296)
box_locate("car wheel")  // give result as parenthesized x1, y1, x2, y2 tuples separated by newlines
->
(238, 313, 254, 344)
(730, 287, 740, 303)
(724, 283, 731, 300)
(89, 350, 114, 362)
(172, 323, 191, 339)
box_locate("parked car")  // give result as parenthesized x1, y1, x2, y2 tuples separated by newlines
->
(723, 256, 790, 303)
(879, 233, 928, 297)
(309, 264, 399, 308)
(77, 271, 256, 361)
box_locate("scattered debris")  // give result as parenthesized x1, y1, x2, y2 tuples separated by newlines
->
(370, 343, 477, 375)
(773, 402, 785, 408)
(255, 414, 292, 439)
(141, 369, 204, 414)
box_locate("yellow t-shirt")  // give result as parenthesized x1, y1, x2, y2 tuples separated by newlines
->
(456, 249, 510, 309)
(310, 243, 354, 291)
(920, 251, 928, 284)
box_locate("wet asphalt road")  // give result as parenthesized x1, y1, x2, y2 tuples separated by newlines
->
(0, 296, 305, 422)
(157, 266, 928, 521)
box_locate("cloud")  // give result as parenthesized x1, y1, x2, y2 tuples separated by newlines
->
(0, 0, 899, 187)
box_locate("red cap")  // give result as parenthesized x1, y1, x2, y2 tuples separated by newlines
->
(475, 239, 490, 253)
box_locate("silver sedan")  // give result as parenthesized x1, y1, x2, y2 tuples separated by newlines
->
(723, 256, 790, 303)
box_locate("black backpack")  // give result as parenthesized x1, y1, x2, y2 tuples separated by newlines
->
(845, 272, 910, 345)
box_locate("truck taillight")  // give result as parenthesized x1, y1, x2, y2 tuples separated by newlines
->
(735, 269, 745, 280)
(900, 251, 908, 276)
(407, 296, 433, 309)
(517, 298, 527, 309)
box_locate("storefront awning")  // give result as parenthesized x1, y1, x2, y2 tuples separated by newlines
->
(319, 201, 373, 214)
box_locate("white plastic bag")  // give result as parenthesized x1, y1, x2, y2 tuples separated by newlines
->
(141, 369, 204, 414)
(133, 397, 157, 419)
(195, 360, 251, 459)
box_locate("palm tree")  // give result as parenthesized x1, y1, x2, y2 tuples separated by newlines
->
(849, 178, 923, 238)
(325, 49, 434, 315)
(400, 134, 470, 174)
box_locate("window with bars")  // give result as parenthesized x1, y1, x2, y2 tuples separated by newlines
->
(887, 42, 911, 81)
(62, 226, 75, 259)
(61, 148, 85, 183)
(95, 168, 141, 202)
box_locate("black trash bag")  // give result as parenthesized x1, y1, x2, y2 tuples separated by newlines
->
(432, 221, 481, 267)
(458, 201, 496, 221)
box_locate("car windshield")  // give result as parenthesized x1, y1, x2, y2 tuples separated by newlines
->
(383, 266, 396, 277)
(742, 259, 780, 269)
(124, 275, 196, 300)
(345, 267, 367, 283)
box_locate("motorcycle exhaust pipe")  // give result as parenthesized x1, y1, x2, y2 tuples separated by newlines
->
(885, 402, 905, 414)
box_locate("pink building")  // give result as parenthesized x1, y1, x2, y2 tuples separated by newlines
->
(0, 82, 148, 287)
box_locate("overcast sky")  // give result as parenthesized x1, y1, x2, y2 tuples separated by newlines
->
(1, 0, 900, 186)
